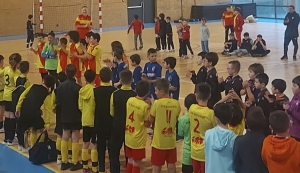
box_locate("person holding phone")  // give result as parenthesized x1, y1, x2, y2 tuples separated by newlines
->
(281, 5, 300, 61)
(41, 31, 59, 88)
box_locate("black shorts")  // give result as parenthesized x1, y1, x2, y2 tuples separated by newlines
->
(4, 101, 14, 112)
(83, 126, 96, 143)
(62, 122, 82, 131)
(0, 101, 5, 106)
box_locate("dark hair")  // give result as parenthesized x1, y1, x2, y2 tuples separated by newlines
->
(228, 103, 243, 126)
(82, 6, 88, 9)
(205, 52, 219, 66)
(229, 60, 241, 72)
(130, 54, 141, 65)
(9, 53, 22, 71)
(84, 69, 96, 83)
(68, 30, 80, 43)
(292, 76, 300, 87)
(147, 48, 157, 56)
(47, 31, 55, 38)
(59, 38, 67, 45)
(214, 103, 233, 125)
(184, 94, 197, 110)
(0, 55, 4, 62)
(85, 31, 94, 38)
(234, 7, 241, 13)
(257, 34, 262, 38)
(166, 16, 171, 20)
(201, 17, 207, 22)
(256, 73, 269, 86)
(113, 49, 123, 60)
(164, 57, 176, 69)
(136, 80, 150, 97)
(195, 83, 211, 101)
(100, 67, 112, 82)
(155, 16, 159, 20)
(154, 78, 170, 94)
(159, 13, 165, 19)
(120, 70, 133, 85)
(248, 63, 264, 75)
(198, 51, 207, 59)
(28, 14, 33, 19)
(269, 110, 290, 133)
(66, 64, 77, 78)
(244, 32, 249, 37)
(43, 75, 56, 88)
(246, 106, 265, 132)
(134, 15, 138, 19)
(272, 79, 286, 93)
(289, 5, 295, 9)
(92, 33, 101, 42)
(36, 33, 47, 38)
(111, 41, 125, 55)
(57, 72, 67, 83)
(19, 61, 29, 74)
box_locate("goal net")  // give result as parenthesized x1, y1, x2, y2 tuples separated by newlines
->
(33, 0, 100, 34)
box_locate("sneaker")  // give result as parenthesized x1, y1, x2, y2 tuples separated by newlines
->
(2, 140, 7, 145)
(6, 141, 13, 146)
(22, 147, 31, 153)
(61, 163, 72, 170)
(133, 47, 137, 50)
(70, 162, 83, 171)
(18, 145, 23, 151)
(139, 46, 143, 50)
(237, 52, 243, 57)
(57, 159, 62, 165)
(281, 55, 288, 60)
(159, 50, 165, 53)
(68, 158, 72, 163)
(0, 128, 4, 133)
(293, 55, 297, 61)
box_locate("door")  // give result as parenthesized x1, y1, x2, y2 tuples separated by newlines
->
(127, 0, 155, 24)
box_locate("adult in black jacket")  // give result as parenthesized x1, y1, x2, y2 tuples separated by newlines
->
(281, 5, 300, 60)
(56, 64, 82, 171)
(159, 13, 167, 51)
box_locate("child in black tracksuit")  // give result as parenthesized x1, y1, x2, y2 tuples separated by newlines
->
(94, 67, 117, 173)
(26, 14, 34, 49)
(190, 52, 207, 93)
(166, 17, 174, 52)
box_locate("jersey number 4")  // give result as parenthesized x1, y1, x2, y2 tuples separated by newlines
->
(128, 111, 135, 122)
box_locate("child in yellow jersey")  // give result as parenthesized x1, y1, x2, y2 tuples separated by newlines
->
(125, 80, 151, 173)
(0, 55, 4, 132)
(78, 69, 98, 173)
(83, 31, 94, 70)
(149, 78, 181, 173)
(189, 83, 216, 173)
(1, 53, 22, 145)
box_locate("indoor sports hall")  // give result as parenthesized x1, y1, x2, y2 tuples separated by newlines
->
(0, 0, 299, 173)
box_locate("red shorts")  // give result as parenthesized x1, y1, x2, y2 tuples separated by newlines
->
(95, 74, 101, 86)
(125, 146, 145, 161)
(192, 159, 205, 173)
(75, 70, 82, 79)
(151, 147, 177, 166)
(39, 68, 47, 74)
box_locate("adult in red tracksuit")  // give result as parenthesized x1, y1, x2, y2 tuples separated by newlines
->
(233, 7, 244, 47)
(127, 15, 144, 50)
(154, 17, 161, 50)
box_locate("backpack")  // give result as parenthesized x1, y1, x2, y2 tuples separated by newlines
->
(12, 77, 27, 112)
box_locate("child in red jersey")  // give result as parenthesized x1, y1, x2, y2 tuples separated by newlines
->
(222, 6, 234, 42)
(30, 33, 48, 80)
(128, 15, 144, 50)
(180, 20, 194, 58)
(57, 38, 69, 73)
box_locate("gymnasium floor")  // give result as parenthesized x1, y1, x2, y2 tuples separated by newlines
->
(0, 19, 299, 173)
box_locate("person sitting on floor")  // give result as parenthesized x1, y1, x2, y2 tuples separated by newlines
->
(250, 34, 270, 57)
(229, 32, 253, 57)
(222, 33, 238, 55)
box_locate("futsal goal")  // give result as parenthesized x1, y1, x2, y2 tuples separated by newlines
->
(33, 0, 102, 34)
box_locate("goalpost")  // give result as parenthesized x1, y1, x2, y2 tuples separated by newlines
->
(34, 0, 102, 34)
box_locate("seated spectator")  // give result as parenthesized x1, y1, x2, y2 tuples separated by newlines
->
(229, 32, 253, 57)
(222, 33, 238, 55)
(250, 34, 270, 57)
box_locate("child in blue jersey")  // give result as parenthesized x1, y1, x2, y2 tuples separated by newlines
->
(130, 54, 142, 90)
(111, 49, 128, 88)
(164, 57, 180, 100)
(142, 48, 162, 99)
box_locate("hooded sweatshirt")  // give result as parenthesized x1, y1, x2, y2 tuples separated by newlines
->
(205, 126, 237, 173)
(78, 83, 95, 127)
(261, 136, 300, 173)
